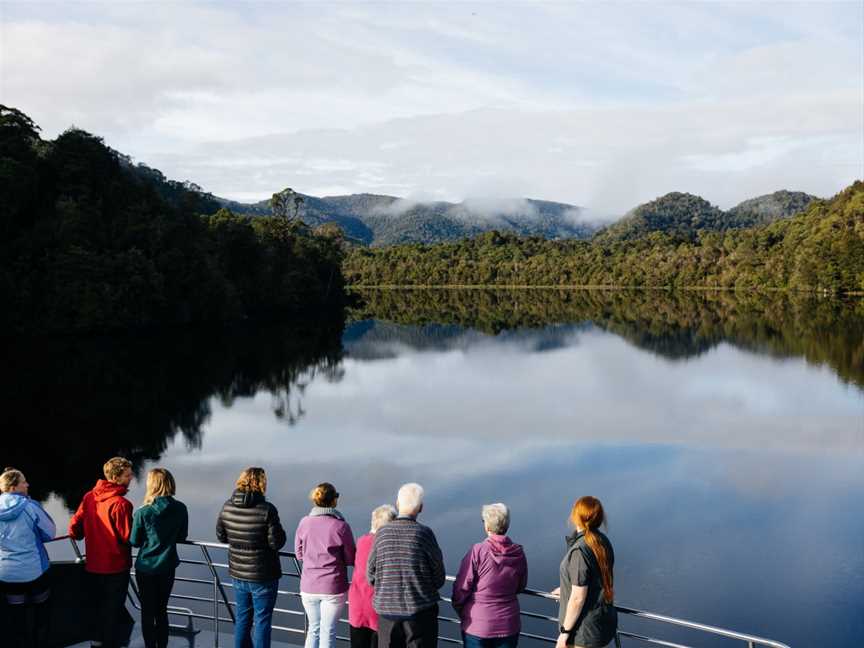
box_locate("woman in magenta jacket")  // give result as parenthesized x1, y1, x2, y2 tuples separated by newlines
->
(452, 503, 528, 648)
(348, 504, 397, 648)
(295, 483, 356, 648)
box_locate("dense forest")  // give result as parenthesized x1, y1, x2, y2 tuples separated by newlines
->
(350, 288, 864, 389)
(0, 106, 346, 334)
(344, 182, 864, 293)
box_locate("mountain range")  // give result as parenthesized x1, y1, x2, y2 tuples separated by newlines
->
(219, 193, 594, 245)
(220, 189, 819, 246)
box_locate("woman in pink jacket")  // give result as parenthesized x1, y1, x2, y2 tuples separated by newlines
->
(348, 504, 397, 648)
(452, 503, 528, 648)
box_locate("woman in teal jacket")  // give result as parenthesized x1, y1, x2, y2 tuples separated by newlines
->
(130, 468, 188, 648)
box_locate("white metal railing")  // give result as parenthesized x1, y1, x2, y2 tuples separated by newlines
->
(47, 537, 791, 648)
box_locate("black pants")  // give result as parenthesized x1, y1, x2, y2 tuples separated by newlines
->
(135, 570, 176, 648)
(1, 571, 51, 648)
(378, 604, 439, 648)
(350, 625, 379, 648)
(88, 571, 130, 648)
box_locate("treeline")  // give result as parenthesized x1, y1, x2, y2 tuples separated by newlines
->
(350, 288, 864, 389)
(344, 182, 864, 294)
(0, 106, 345, 334)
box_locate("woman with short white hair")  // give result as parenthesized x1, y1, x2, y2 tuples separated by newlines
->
(452, 503, 528, 648)
(348, 504, 397, 648)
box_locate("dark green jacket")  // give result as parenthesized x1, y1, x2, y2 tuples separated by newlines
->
(130, 496, 188, 574)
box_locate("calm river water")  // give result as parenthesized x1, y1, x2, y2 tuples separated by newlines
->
(5, 289, 863, 647)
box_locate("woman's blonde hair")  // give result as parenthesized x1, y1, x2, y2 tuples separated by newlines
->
(143, 468, 176, 506)
(0, 468, 25, 494)
(236, 467, 267, 494)
(309, 482, 338, 507)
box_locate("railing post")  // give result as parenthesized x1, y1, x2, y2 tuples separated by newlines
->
(293, 554, 308, 636)
(69, 538, 83, 562)
(213, 573, 220, 648)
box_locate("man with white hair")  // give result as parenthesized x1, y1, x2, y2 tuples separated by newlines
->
(367, 483, 445, 648)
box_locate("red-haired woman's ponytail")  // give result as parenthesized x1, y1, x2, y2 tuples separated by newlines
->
(571, 496, 614, 604)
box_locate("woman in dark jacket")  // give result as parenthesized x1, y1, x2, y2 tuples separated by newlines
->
(216, 466, 287, 648)
(552, 496, 617, 648)
(130, 468, 188, 648)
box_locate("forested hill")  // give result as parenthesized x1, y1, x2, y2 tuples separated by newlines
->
(726, 190, 818, 227)
(223, 193, 594, 245)
(344, 181, 864, 294)
(0, 106, 346, 334)
(223, 188, 820, 247)
(594, 190, 819, 243)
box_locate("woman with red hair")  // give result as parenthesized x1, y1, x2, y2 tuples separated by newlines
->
(552, 496, 617, 648)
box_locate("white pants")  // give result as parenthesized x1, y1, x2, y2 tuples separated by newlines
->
(301, 591, 347, 648)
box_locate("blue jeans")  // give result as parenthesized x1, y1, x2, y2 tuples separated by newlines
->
(233, 578, 280, 648)
(462, 632, 520, 648)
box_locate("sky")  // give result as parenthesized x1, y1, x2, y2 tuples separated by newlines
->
(1, 1, 862, 215)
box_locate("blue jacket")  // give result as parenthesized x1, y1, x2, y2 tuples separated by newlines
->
(0, 493, 56, 583)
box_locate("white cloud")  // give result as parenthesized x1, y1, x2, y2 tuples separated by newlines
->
(1, 2, 861, 213)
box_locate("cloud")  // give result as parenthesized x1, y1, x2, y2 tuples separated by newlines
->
(2, 2, 861, 212)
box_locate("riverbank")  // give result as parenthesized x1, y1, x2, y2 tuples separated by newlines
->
(343, 181, 864, 294)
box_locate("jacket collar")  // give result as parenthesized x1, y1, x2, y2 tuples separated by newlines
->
(565, 530, 585, 547)
(309, 506, 344, 520)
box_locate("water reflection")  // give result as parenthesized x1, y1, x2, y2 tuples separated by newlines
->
(1, 319, 344, 509)
(4, 290, 862, 646)
(351, 288, 864, 388)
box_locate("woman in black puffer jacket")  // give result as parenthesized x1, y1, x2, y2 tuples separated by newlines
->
(216, 466, 287, 648)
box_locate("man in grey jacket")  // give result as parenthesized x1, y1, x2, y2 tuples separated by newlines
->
(367, 483, 445, 648)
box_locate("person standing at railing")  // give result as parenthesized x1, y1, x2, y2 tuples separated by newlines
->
(216, 466, 287, 648)
(348, 504, 397, 648)
(129, 468, 188, 648)
(68, 456, 134, 648)
(295, 482, 357, 648)
(367, 483, 445, 648)
(451, 503, 528, 648)
(0, 467, 56, 648)
(551, 496, 617, 648)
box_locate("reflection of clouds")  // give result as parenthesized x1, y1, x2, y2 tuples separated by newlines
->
(42, 320, 863, 647)
(297, 328, 864, 454)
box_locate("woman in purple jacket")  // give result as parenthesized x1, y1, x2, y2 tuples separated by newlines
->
(295, 483, 356, 648)
(452, 503, 528, 648)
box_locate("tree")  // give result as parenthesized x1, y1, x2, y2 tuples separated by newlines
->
(270, 187, 305, 221)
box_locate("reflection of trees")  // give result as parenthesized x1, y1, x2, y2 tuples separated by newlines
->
(350, 288, 864, 389)
(1, 317, 344, 510)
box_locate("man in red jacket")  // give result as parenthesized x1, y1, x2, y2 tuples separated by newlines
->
(69, 457, 134, 648)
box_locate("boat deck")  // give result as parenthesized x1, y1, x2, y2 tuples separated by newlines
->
(46, 537, 790, 648)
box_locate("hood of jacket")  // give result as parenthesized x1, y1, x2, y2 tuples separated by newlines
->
(486, 534, 525, 565)
(231, 489, 265, 508)
(147, 496, 174, 514)
(0, 492, 29, 521)
(93, 479, 129, 502)
(565, 531, 585, 548)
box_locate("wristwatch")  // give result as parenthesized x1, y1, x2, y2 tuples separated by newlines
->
(559, 626, 571, 634)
